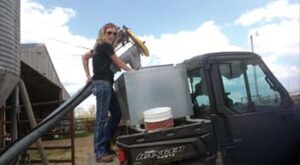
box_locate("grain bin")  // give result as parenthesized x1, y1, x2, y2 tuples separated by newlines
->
(0, 0, 20, 107)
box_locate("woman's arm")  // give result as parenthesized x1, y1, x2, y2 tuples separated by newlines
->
(110, 54, 131, 71)
(81, 51, 94, 83)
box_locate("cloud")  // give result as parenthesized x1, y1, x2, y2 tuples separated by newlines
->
(21, 0, 96, 110)
(140, 0, 299, 92)
(235, 0, 299, 26)
(21, 0, 299, 113)
(250, 20, 299, 56)
(264, 62, 300, 92)
(21, 0, 94, 94)
(236, 0, 300, 91)
(141, 21, 242, 66)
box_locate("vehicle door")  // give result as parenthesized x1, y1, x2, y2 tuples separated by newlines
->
(211, 58, 298, 164)
(186, 66, 217, 161)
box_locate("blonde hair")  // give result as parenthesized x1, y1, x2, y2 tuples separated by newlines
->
(93, 23, 119, 51)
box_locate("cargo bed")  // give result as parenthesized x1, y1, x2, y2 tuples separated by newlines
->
(116, 119, 215, 165)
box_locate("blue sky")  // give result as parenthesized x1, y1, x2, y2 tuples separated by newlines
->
(34, 0, 280, 45)
(21, 0, 299, 110)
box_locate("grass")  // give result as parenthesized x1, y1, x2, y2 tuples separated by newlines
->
(29, 149, 70, 160)
(74, 130, 93, 138)
(25, 131, 92, 162)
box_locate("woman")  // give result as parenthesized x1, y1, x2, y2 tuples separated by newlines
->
(82, 23, 130, 163)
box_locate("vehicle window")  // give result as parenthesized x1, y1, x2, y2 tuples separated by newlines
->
(219, 62, 249, 113)
(219, 60, 282, 113)
(246, 64, 281, 109)
(188, 68, 211, 117)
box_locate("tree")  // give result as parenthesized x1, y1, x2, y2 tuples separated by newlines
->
(87, 105, 96, 118)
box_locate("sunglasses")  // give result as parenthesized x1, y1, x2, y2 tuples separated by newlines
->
(106, 31, 117, 36)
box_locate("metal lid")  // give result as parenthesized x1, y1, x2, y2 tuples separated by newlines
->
(126, 29, 149, 57)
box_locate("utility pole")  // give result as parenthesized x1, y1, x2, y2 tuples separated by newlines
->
(250, 35, 254, 52)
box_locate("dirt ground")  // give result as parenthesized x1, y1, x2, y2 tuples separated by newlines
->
(74, 135, 94, 164)
(36, 134, 94, 165)
(38, 134, 119, 165)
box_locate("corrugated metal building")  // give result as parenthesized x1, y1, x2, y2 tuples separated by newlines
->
(21, 43, 69, 101)
(15, 43, 71, 128)
(1, 43, 75, 163)
(1, 43, 72, 146)
(1, 1, 75, 163)
(2, 42, 71, 129)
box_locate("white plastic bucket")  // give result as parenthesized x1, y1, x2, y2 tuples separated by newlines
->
(143, 107, 174, 131)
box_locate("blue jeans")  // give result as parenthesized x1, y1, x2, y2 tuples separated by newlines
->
(92, 80, 121, 158)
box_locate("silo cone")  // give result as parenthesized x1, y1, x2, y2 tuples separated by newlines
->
(0, 0, 21, 107)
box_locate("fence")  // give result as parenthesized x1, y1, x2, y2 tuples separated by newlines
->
(74, 118, 95, 133)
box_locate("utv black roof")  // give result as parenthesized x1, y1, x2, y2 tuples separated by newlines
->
(182, 51, 261, 71)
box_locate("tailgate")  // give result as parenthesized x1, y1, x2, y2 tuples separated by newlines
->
(116, 121, 215, 164)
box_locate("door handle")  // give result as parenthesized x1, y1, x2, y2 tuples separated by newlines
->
(224, 139, 242, 150)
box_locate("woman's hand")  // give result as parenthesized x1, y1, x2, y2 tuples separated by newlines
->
(86, 75, 92, 84)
